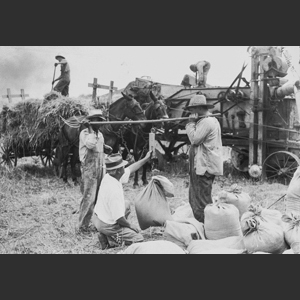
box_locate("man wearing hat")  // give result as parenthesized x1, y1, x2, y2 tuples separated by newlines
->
(92, 150, 152, 249)
(52, 54, 71, 97)
(185, 94, 223, 223)
(78, 109, 112, 232)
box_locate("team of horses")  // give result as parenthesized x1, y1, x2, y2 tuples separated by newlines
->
(53, 90, 170, 187)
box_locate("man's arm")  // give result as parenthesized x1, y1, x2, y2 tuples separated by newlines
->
(127, 151, 152, 174)
(186, 119, 211, 146)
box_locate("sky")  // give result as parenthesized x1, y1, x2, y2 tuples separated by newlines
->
(0, 46, 299, 104)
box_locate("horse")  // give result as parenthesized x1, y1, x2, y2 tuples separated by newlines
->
(120, 91, 169, 188)
(54, 94, 147, 184)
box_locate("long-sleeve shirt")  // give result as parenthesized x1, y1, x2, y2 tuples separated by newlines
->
(185, 113, 223, 176)
(79, 128, 104, 164)
(59, 59, 70, 81)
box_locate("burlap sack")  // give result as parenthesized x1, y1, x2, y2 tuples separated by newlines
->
(241, 204, 282, 234)
(285, 166, 300, 214)
(217, 190, 251, 219)
(163, 218, 206, 248)
(243, 217, 287, 254)
(122, 241, 186, 254)
(135, 177, 173, 230)
(172, 202, 194, 221)
(191, 248, 245, 254)
(281, 212, 300, 247)
(187, 236, 245, 254)
(204, 203, 242, 240)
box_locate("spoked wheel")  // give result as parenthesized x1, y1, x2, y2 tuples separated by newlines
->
(40, 148, 55, 167)
(175, 143, 190, 159)
(263, 151, 300, 185)
(0, 144, 17, 168)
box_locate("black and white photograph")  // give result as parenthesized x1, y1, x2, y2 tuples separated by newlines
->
(1, 45, 300, 254)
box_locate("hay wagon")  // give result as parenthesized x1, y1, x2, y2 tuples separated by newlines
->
(0, 138, 55, 168)
(0, 92, 88, 170)
(155, 46, 300, 184)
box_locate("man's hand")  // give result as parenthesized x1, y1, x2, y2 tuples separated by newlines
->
(130, 224, 140, 233)
(54, 63, 58, 67)
(104, 144, 113, 155)
(52, 81, 55, 85)
(189, 113, 199, 123)
(144, 150, 153, 161)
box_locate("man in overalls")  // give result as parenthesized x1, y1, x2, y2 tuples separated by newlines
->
(78, 109, 112, 232)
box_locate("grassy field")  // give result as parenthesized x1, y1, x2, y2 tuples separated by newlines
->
(0, 156, 289, 254)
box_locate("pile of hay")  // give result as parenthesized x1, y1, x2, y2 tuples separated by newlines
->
(0, 92, 90, 152)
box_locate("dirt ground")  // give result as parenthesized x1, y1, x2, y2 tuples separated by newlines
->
(0, 156, 288, 254)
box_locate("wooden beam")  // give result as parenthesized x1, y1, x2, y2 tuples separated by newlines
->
(2, 89, 29, 102)
(249, 54, 259, 167)
(88, 83, 118, 91)
(108, 81, 114, 107)
(91, 78, 98, 102)
(89, 113, 221, 125)
(88, 78, 118, 107)
(20, 89, 29, 101)
(258, 56, 266, 177)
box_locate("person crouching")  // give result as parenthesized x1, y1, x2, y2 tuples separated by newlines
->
(92, 151, 152, 249)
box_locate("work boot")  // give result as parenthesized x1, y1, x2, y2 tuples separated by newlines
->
(98, 233, 110, 250)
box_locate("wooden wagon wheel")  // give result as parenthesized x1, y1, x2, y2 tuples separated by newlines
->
(40, 148, 55, 167)
(262, 151, 300, 185)
(175, 143, 190, 157)
(0, 144, 17, 168)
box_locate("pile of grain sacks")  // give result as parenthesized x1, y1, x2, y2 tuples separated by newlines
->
(122, 183, 300, 254)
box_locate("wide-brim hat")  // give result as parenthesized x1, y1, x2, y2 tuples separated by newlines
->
(86, 109, 106, 120)
(186, 94, 215, 109)
(105, 153, 128, 170)
(55, 54, 65, 59)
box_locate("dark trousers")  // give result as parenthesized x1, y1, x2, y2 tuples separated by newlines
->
(189, 146, 215, 223)
(78, 151, 103, 229)
(54, 79, 70, 96)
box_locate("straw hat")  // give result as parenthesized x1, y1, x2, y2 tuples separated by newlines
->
(186, 95, 214, 109)
(55, 54, 65, 60)
(105, 153, 128, 170)
(86, 109, 106, 120)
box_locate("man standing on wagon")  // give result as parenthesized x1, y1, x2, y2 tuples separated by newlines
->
(185, 95, 223, 223)
(52, 54, 71, 97)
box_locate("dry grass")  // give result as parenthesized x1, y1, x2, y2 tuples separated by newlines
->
(0, 157, 289, 254)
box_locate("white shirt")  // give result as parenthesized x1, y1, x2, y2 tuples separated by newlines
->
(94, 168, 131, 225)
(79, 129, 104, 164)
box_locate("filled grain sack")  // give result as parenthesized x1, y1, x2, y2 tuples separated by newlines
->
(216, 190, 251, 219)
(151, 175, 174, 197)
(241, 204, 282, 234)
(187, 236, 245, 254)
(285, 166, 300, 214)
(204, 203, 242, 240)
(135, 176, 173, 230)
(172, 202, 194, 221)
(192, 248, 245, 254)
(243, 217, 286, 254)
(163, 218, 206, 248)
(282, 249, 295, 254)
(121, 241, 187, 254)
(281, 212, 300, 247)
